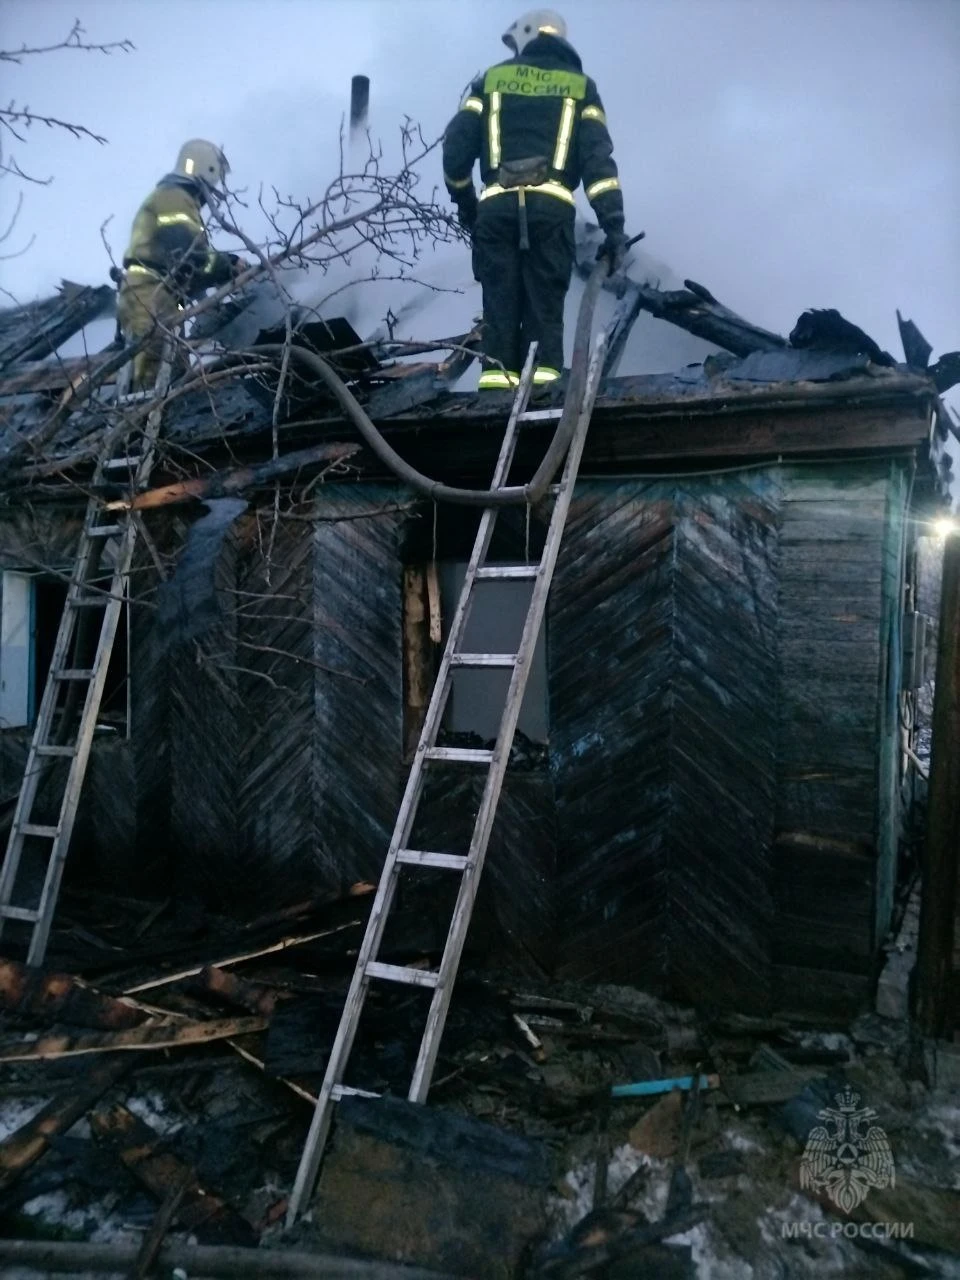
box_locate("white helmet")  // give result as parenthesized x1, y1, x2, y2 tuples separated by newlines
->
(174, 139, 230, 191)
(502, 9, 567, 55)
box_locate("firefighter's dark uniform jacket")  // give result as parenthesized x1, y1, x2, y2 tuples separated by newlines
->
(117, 175, 235, 389)
(443, 34, 624, 387)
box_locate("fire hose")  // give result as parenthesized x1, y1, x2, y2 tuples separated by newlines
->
(203, 236, 642, 508)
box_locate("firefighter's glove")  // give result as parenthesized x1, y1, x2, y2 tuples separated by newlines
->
(455, 189, 478, 236)
(597, 229, 629, 275)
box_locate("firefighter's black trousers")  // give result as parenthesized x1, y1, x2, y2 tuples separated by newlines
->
(472, 191, 575, 379)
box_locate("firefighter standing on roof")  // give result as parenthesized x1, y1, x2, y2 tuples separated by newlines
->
(442, 9, 628, 391)
(117, 139, 246, 390)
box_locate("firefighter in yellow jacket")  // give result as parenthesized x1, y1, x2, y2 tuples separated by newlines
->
(117, 139, 242, 390)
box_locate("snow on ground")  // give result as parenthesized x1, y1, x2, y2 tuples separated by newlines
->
(19, 1189, 140, 1246)
(549, 1112, 960, 1280)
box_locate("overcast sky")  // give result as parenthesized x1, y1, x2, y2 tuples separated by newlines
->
(1, 0, 958, 388)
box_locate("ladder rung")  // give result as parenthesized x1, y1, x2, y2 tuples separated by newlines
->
(518, 408, 563, 422)
(395, 850, 470, 871)
(19, 823, 59, 838)
(331, 1084, 381, 1101)
(34, 745, 77, 758)
(53, 668, 96, 680)
(364, 961, 440, 989)
(69, 596, 119, 608)
(475, 565, 539, 581)
(0, 906, 40, 923)
(422, 747, 494, 764)
(449, 653, 516, 668)
(86, 524, 125, 538)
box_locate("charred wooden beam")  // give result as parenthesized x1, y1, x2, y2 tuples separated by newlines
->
(128, 1169, 191, 1279)
(536, 1204, 707, 1277)
(0, 282, 116, 371)
(107, 441, 359, 512)
(120, 923, 362, 994)
(573, 247, 785, 357)
(0, 1238, 457, 1278)
(90, 1103, 257, 1244)
(896, 309, 933, 370)
(190, 965, 279, 1017)
(402, 565, 434, 757)
(0, 349, 117, 395)
(0, 1054, 130, 1192)
(931, 350, 960, 394)
(0, 1014, 268, 1062)
(625, 280, 786, 357)
(0, 958, 146, 1030)
(916, 531, 960, 1035)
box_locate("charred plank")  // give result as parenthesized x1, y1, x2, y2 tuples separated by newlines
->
(0, 958, 146, 1030)
(90, 1103, 257, 1245)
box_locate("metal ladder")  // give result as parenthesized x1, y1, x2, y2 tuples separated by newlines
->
(0, 349, 174, 966)
(287, 332, 608, 1224)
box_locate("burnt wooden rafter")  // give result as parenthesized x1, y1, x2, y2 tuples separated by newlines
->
(573, 243, 786, 361)
(0, 281, 116, 373)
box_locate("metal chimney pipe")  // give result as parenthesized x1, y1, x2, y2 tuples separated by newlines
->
(350, 75, 370, 137)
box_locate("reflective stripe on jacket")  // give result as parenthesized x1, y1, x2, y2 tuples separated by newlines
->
(123, 176, 234, 295)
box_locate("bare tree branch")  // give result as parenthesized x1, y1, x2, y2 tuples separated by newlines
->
(0, 19, 134, 63)
(0, 19, 133, 254)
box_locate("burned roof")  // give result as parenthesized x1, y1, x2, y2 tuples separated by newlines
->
(0, 279, 115, 374)
(0, 272, 953, 499)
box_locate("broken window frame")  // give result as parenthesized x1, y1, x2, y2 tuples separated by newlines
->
(0, 569, 131, 737)
(401, 557, 549, 758)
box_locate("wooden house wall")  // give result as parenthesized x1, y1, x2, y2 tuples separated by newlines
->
(0, 450, 918, 1016)
(550, 475, 780, 1011)
(313, 486, 407, 891)
(167, 521, 242, 902)
(771, 460, 909, 1014)
(234, 515, 315, 904)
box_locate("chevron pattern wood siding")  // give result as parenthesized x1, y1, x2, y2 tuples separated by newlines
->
(126, 545, 173, 889)
(232, 516, 316, 907)
(551, 476, 780, 1010)
(167, 520, 241, 901)
(409, 768, 557, 975)
(313, 487, 407, 890)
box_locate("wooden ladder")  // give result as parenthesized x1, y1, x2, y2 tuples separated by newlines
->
(287, 332, 609, 1224)
(0, 349, 174, 966)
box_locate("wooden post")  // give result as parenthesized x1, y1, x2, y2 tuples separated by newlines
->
(916, 531, 960, 1036)
(402, 566, 432, 758)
